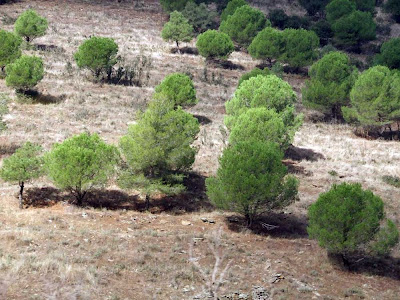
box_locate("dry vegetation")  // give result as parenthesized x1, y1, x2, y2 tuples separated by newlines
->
(0, 0, 399, 299)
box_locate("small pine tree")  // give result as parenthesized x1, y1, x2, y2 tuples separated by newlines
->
(14, 9, 48, 42)
(376, 38, 400, 70)
(161, 11, 193, 53)
(248, 27, 284, 63)
(0, 142, 43, 209)
(182, 2, 218, 34)
(45, 133, 120, 205)
(154, 73, 197, 107)
(0, 30, 22, 72)
(326, 0, 356, 24)
(196, 30, 234, 60)
(206, 141, 298, 226)
(160, 0, 192, 12)
(237, 67, 270, 87)
(220, 0, 247, 21)
(299, 0, 330, 16)
(74, 36, 118, 79)
(5, 55, 44, 92)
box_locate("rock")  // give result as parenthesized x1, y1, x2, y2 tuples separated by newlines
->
(208, 219, 216, 224)
(181, 220, 192, 226)
(200, 217, 208, 222)
(252, 286, 270, 300)
(81, 212, 88, 218)
(238, 293, 248, 299)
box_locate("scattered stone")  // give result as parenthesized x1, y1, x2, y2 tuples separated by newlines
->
(181, 220, 191, 226)
(208, 219, 216, 224)
(81, 212, 88, 218)
(200, 217, 208, 222)
(271, 274, 284, 284)
(252, 286, 270, 300)
(238, 293, 248, 299)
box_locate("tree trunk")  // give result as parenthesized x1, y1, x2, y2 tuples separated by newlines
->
(176, 41, 180, 54)
(75, 190, 86, 206)
(145, 194, 150, 211)
(19, 182, 24, 209)
(26, 36, 30, 43)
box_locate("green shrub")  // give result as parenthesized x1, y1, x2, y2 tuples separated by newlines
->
(161, 11, 193, 52)
(0, 30, 22, 71)
(308, 183, 399, 260)
(352, 0, 375, 13)
(299, 0, 330, 16)
(385, 0, 400, 22)
(45, 133, 120, 205)
(343, 66, 400, 127)
(268, 9, 288, 29)
(238, 67, 270, 87)
(220, 0, 247, 21)
(220, 5, 268, 47)
(326, 0, 356, 24)
(248, 27, 284, 63)
(196, 29, 234, 60)
(302, 51, 358, 117)
(14, 9, 48, 42)
(382, 175, 400, 188)
(5, 55, 44, 91)
(0, 142, 43, 209)
(311, 20, 333, 46)
(160, 0, 192, 12)
(284, 16, 310, 29)
(206, 141, 298, 226)
(74, 36, 118, 79)
(182, 2, 217, 33)
(377, 38, 400, 70)
(154, 72, 197, 107)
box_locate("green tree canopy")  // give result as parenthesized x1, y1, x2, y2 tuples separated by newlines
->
(74, 36, 118, 78)
(308, 183, 399, 262)
(238, 67, 270, 87)
(154, 72, 197, 107)
(45, 133, 120, 205)
(161, 11, 193, 52)
(160, 0, 192, 12)
(268, 9, 288, 29)
(0, 30, 22, 71)
(0, 142, 43, 209)
(206, 141, 298, 226)
(352, 0, 375, 13)
(311, 20, 333, 46)
(182, 2, 217, 33)
(14, 9, 48, 42)
(5, 55, 44, 91)
(326, 0, 356, 24)
(196, 29, 234, 60)
(376, 38, 400, 70)
(280, 28, 320, 69)
(299, 0, 330, 16)
(220, 0, 247, 21)
(342, 66, 400, 127)
(248, 27, 284, 62)
(302, 51, 358, 117)
(220, 5, 268, 47)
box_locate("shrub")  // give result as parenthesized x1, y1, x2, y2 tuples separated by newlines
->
(225, 75, 302, 132)
(182, 2, 217, 34)
(238, 67, 270, 87)
(0, 142, 43, 209)
(308, 183, 399, 264)
(331, 11, 376, 48)
(119, 95, 199, 208)
(284, 16, 310, 29)
(377, 38, 400, 70)
(206, 141, 298, 226)
(154, 72, 197, 107)
(299, 0, 330, 16)
(385, 0, 400, 22)
(0, 30, 22, 71)
(342, 66, 400, 127)
(161, 11, 193, 52)
(160, 0, 192, 12)
(14, 9, 48, 42)
(268, 9, 288, 29)
(196, 30, 234, 60)
(280, 28, 320, 69)
(229, 107, 295, 150)
(45, 133, 120, 205)
(220, 0, 247, 21)
(220, 5, 268, 47)
(5, 55, 44, 91)
(311, 20, 333, 46)
(302, 51, 358, 118)
(352, 0, 375, 13)
(326, 0, 356, 24)
(248, 27, 284, 63)
(74, 36, 118, 79)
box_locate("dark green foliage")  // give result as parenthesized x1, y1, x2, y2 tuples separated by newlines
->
(161, 11, 193, 51)
(285, 16, 310, 29)
(74, 36, 118, 78)
(248, 27, 284, 62)
(160, 0, 192, 12)
(5, 55, 44, 91)
(280, 28, 320, 69)
(196, 30, 234, 60)
(0, 30, 22, 70)
(352, 0, 375, 13)
(299, 0, 330, 16)
(206, 141, 298, 226)
(14, 9, 48, 42)
(385, 0, 400, 22)
(238, 67, 270, 87)
(311, 20, 333, 46)
(154, 72, 197, 107)
(302, 51, 357, 117)
(326, 0, 356, 24)
(370, 219, 400, 256)
(342, 66, 400, 127)
(45, 133, 120, 205)
(220, 0, 247, 21)
(382, 175, 400, 188)
(331, 11, 376, 47)
(308, 183, 398, 256)
(182, 2, 217, 33)
(220, 5, 268, 47)
(268, 9, 288, 29)
(376, 38, 400, 70)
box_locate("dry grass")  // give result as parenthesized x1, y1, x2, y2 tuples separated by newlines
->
(0, 0, 399, 299)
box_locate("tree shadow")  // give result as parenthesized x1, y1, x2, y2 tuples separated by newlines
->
(215, 60, 245, 70)
(34, 44, 66, 54)
(0, 143, 20, 158)
(283, 159, 313, 176)
(170, 47, 199, 55)
(285, 145, 325, 162)
(225, 211, 308, 239)
(84, 190, 140, 210)
(24, 187, 70, 208)
(193, 114, 212, 125)
(18, 90, 66, 105)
